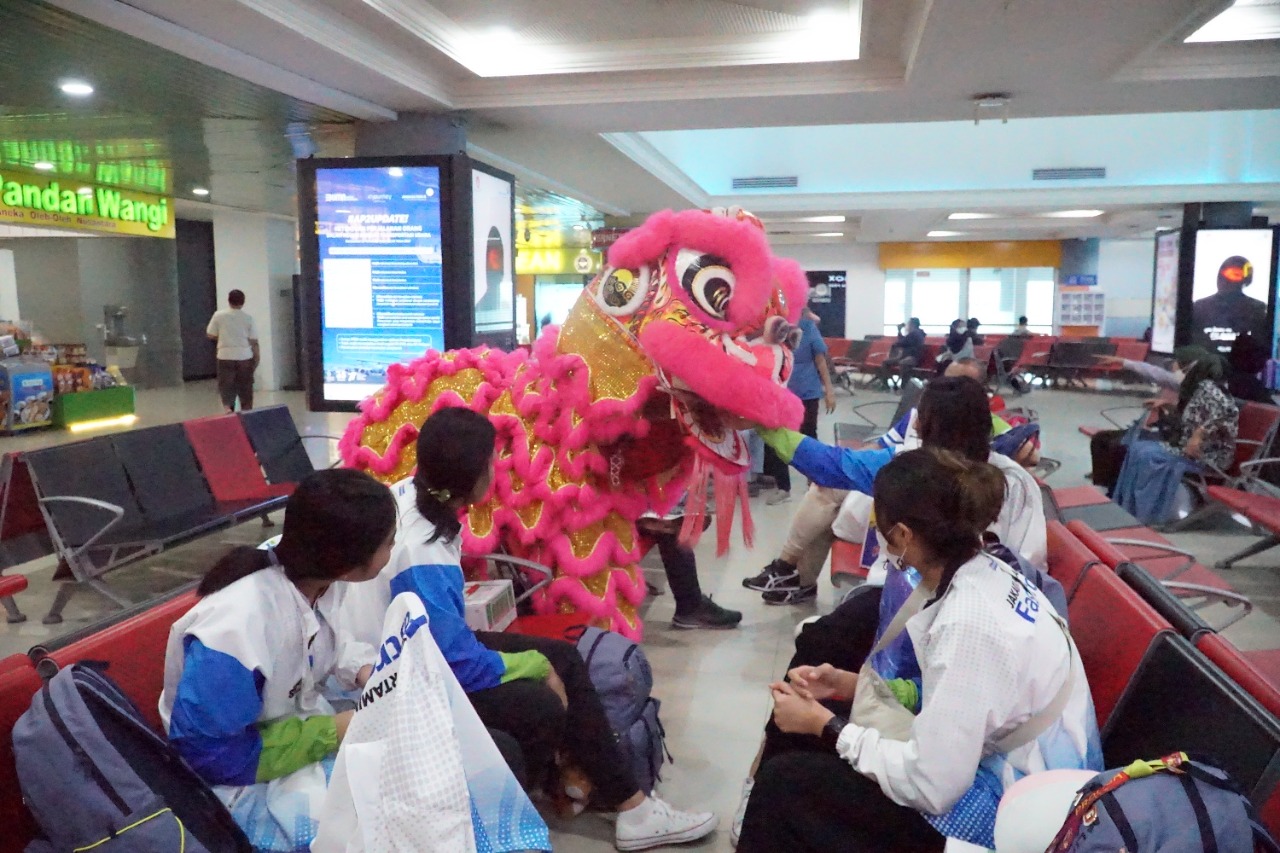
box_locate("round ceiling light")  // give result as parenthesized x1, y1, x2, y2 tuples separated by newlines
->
(33, 162, 54, 171)
(1042, 209, 1105, 219)
(192, 187, 210, 197)
(59, 80, 94, 97)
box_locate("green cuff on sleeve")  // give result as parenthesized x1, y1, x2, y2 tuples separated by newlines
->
(256, 715, 338, 783)
(756, 427, 804, 464)
(886, 678, 921, 714)
(498, 650, 551, 684)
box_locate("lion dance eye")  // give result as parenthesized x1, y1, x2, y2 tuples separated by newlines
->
(675, 249, 735, 321)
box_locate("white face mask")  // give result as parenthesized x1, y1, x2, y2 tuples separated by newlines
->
(878, 526, 908, 572)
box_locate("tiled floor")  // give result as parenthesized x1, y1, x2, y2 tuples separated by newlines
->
(2, 378, 1278, 852)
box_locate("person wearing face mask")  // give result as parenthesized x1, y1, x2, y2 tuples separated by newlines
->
(934, 319, 973, 374)
(735, 447, 1101, 853)
(1088, 346, 1237, 498)
(338, 406, 718, 851)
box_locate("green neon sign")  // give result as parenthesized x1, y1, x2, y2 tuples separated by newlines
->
(0, 170, 172, 237)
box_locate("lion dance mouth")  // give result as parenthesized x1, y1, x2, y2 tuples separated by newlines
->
(341, 206, 809, 639)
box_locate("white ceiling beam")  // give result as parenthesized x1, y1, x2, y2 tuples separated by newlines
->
(43, 0, 399, 120)
(230, 0, 454, 107)
(599, 134, 711, 208)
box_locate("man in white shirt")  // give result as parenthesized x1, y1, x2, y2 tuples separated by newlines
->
(206, 289, 259, 412)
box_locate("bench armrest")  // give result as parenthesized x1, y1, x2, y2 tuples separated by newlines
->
(845, 400, 900, 428)
(1106, 537, 1195, 581)
(1163, 581, 1253, 630)
(1099, 405, 1146, 429)
(475, 553, 554, 606)
(38, 496, 126, 557)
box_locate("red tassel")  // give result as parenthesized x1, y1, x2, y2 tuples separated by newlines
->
(678, 455, 754, 556)
(679, 461, 711, 548)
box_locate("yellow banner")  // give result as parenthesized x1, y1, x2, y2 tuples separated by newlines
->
(0, 168, 173, 239)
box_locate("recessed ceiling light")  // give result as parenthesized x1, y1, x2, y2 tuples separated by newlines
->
(1186, 0, 1280, 43)
(813, 232, 845, 238)
(77, 186, 93, 196)
(59, 80, 94, 97)
(387, 167, 404, 178)
(928, 230, 963, 238)
(804, 215, 846, 223)
(192, 187, 210, 197)
(1041, 209, 1105, 219)
(948, 212, 997, 220)
(32, 162, 54, 171)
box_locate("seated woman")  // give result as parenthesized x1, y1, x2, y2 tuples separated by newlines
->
(1111, 350, 1238, 524)
(933, 319, 972, 374)
(339, 406, 718, 852)
(737, 447, 1102, 852)
(743, 373, 1046, 605)
(160, 469, 398, 853)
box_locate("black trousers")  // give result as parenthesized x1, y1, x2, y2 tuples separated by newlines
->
(763, 397, 821, 494)
(1089, 428, 1128, 494)
(216, 358, 255, 411)
(760, 586, 881, 767)
(652, 530, 702, 615)
(472, 631, 638, 807)
(875, 355, 918, 387)
(738, 751, 944, 852)
(487, 728, 526, 789)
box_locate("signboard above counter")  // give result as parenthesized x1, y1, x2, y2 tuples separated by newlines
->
(0, 167, 173, 238)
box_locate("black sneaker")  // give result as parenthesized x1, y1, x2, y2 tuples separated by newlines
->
(672, 596, 743, 630)
(742, 559, 799, 591)
(762, 585, 817, 606)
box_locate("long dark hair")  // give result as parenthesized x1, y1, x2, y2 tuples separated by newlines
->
(874, 446, 1006, 601)
(917, 376, 992, 463)
(1173, 345, 1226, 414)
(199, 468, 396, 596)
(413, 407, 497, 544)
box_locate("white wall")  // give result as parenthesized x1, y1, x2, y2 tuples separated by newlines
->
(212, 212, 298, 391)
(1098, 238, 1155, 338)
(779, 242, 884, 339)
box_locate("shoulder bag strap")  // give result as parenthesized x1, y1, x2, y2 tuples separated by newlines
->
(992, 614, 1075, 754)
(866, 582, 930, 659)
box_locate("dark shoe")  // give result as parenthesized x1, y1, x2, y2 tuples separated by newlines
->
(742, 559, 798, 591)
(762, 584, 818, 606)
(672, 596, 743, 630)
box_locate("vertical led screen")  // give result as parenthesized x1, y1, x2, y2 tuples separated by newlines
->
(1189, 228, 1276, 355)
(1150, 230, 1181, 355)
(471, 166, 515, 343)
(310, 164, 445, 405)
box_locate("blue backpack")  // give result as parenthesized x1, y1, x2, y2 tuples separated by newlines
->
(1047, 753, 1280, 853)
(572, 627, 670, 794)
(13, 662, 251, 853)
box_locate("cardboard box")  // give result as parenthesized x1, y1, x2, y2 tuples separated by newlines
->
(464, 579, 517, 632)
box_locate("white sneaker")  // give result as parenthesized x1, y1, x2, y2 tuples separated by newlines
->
(730, 777, 754, 848)
(615, 796, 719, 851)
(765, 489, 792, 506)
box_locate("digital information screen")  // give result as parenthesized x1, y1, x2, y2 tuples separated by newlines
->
(314, 165, 444, 402)
(1190, 228, 1275, 354)
(1150, 230, 1181, 355)
(472, 169, 514, 337)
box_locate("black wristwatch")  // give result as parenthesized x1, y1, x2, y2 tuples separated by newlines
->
(820, 714, 848, 752)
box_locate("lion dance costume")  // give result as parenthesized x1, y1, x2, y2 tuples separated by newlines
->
(341, 207, 808, 638)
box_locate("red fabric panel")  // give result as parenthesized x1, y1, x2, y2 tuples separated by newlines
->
(0, 657, 42, 852)
(1068, 565, 1172, 727)
(184, 416, 289, 503)
(830, 538, 868, 582)
(46, 591, 198, 732)
(1066, 520, 1128, 570)
(1048, 520, 1101, 593)
(1052, 485, 1109, 509)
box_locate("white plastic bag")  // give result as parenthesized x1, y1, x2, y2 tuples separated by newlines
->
(313, 593, 550, 853)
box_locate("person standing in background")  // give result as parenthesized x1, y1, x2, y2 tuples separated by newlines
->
(207, 289, 259, 413)
(762, 305, 836, 505)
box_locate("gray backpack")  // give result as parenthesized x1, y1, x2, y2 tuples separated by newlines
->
(573, 627, 670, 794)
(1047, 753, 1280, 853)
(13, 662, 251, 853)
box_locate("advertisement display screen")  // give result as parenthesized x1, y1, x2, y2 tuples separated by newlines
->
(1150, 230, 1181, 354)
(1190, 228, 1275, 354)
(472, 168, 515, 338)
(313, 165, 445, 403)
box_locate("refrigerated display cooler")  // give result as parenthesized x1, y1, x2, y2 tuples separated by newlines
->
(0, 358, 54, 433)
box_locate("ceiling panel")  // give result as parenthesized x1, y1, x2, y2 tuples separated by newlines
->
(0, 0, 355, 215)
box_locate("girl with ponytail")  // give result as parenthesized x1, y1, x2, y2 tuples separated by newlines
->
(338, 406, 718, 850)
(738, 447, 1101, 852)
(161, 468, 398, 852)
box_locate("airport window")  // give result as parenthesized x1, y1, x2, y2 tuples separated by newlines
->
(884, 266, 1056, 335)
